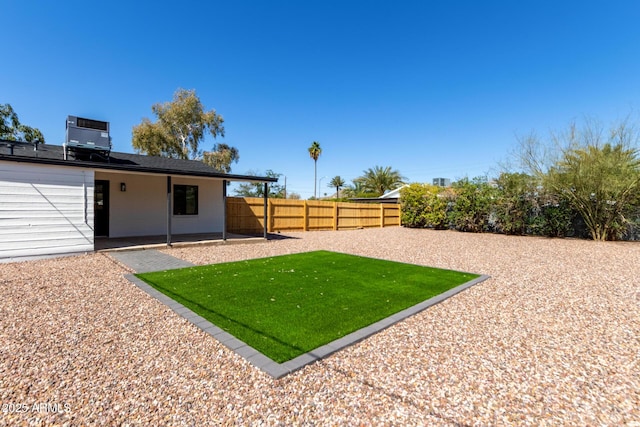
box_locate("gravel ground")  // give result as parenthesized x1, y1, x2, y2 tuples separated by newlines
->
(1, 227, 639, 426)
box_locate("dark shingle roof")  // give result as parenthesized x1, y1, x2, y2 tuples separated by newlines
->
(0, 141, 277, 183)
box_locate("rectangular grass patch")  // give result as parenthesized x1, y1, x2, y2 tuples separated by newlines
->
(136, 250, 479, 363)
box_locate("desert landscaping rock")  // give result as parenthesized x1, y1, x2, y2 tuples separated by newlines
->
(1, 227, 639, 425)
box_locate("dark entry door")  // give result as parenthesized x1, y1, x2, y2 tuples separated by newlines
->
(94, 180, 110, 237)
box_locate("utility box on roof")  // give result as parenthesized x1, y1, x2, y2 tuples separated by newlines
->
(65, 116, 111, 152)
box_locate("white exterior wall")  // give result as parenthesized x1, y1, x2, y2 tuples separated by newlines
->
(95, 172, 224, 238)
(0, 161, 94, 259)
(171, 176, 224, 235)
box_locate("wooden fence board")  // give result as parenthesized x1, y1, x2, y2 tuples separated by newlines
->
(226, 197, 400, 234)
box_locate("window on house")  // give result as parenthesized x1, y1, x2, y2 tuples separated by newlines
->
(173, 184, 198, 215)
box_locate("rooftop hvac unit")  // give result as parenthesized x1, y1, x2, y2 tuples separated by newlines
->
(65, 116, 111, 154)
(432, 178, 451, 187)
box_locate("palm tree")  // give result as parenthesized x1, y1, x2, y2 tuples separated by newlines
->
(308, 141, 322, 198)
(357, 166, 406, 196)
(328, 175, 346, 198)
(341, 180, 365, 198)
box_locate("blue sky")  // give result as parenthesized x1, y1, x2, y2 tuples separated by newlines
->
(3, 1, 640, 198)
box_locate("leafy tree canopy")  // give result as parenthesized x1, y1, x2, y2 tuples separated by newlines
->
(203, 143, 239, 173)
(0, 103, 45, 144)
(355, 166, 406, 197)
(132, 88, 228, 161)
(234, 170, 284, 198)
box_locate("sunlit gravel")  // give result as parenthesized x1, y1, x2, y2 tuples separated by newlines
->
(1, 227, 639, 425)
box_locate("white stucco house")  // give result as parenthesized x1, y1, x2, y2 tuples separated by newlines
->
(0, 140, 276, 259)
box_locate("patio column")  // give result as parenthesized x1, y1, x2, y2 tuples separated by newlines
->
(263, 183, 268, 239)
(222, 179, 227, 241)
(167, 176, 172, 246)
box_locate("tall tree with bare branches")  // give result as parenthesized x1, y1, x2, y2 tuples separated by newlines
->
(515, 117, 640, 240)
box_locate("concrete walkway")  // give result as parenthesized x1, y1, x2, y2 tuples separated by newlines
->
(109, 249, 194, 273)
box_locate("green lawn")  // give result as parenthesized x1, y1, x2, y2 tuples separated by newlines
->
(136, 250, 479, 363)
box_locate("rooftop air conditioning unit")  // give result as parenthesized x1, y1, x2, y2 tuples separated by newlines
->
(65, 116, 111, 153)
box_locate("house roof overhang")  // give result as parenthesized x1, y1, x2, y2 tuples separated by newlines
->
(0, 140, 278, 183)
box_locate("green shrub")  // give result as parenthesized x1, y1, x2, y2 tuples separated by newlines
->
(448, 177, 497, 232)
(400, 183, 448, 229)
(493, 172, 537, 235)
(493, 173, 577, 237)
(533, 198, 575, 237)
(401, 175, 584, 239)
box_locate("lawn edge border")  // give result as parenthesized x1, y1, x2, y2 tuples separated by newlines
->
(125, 273, 491, 379)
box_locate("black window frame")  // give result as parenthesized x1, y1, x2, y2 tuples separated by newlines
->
(173, 184, 199, 216)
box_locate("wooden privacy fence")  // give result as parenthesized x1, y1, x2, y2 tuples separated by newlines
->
(226, 197, 401, 234)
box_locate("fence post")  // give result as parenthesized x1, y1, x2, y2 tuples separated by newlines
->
(267, 198, 273, 233)
(263, 191, 268, 239)
(333, 202, 338, 230)
(380, 204, 385, 228)
(303, 200, 308, 231)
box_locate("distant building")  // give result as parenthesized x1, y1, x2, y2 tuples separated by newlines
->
(432, 177, 451, 187)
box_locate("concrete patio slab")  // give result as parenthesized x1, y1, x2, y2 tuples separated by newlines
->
(96, 232, 266, 252)
(110, 250, 195, 273)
